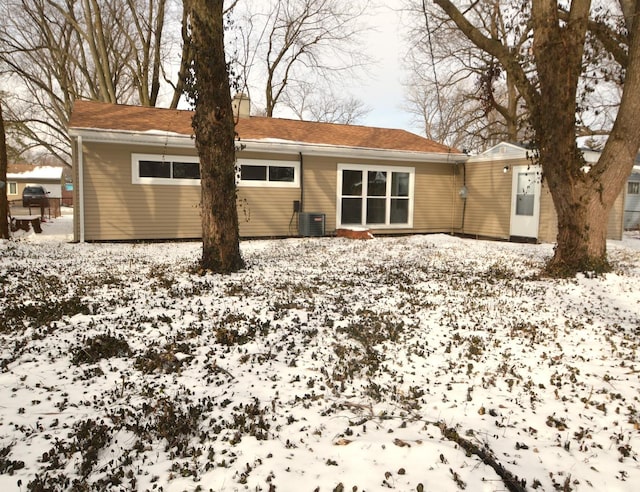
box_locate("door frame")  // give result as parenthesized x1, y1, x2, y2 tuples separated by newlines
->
(509, 165, 542, 239)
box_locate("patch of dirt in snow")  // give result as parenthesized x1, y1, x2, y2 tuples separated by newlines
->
(0, 232, 639, 491)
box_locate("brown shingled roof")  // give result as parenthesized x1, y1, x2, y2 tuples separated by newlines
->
(69, 100, 454, 154)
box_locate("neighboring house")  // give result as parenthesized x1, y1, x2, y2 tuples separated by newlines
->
(67, 99, 624, 243)
(625, 165, 640, 229)
(464, 142, 624, 242)
(6, 164, 65, 202)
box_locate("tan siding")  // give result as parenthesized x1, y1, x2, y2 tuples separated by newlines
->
(607, 191, 624, 240)
(80, 144, 304, 240)
(82, 139, 624, 242)
(301, 157, 460, 235)
(413, 162, 459, 233)
(237, 187, 301, 236)
(82, 143, 201, 240)
(301, 156, 337, 233)
(462, 161, 513, 239)
(538, 185, 558, 243)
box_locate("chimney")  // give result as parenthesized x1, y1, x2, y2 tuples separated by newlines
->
(232, 93, 250, 118)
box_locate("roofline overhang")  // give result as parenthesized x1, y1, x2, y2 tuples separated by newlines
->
(68, 127, 469, 164)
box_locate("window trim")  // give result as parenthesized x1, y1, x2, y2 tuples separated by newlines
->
(336, 163, 415, 229)
(629, 181, 640, 195)
(132, 153, 200, 186)
(236, 158, 300, 188)
(8, 182, 17, 195)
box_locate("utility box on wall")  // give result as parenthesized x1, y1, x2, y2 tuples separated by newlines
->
(298, 212, 325, 237)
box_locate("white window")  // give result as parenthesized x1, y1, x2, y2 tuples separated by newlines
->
(8, 182, 17, 195)
(236, 159, 300, 188)
(337, 164, 414, 228)
(132, 153, 200, 186)
(629, 181, 640, 195)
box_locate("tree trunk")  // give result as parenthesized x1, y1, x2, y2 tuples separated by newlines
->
(545, 174, 612, 274)
(432, 0, 640, 276)
(189, 0, 244, 273)
(0, 102, 9, 239)
(530, 0, 612, 275)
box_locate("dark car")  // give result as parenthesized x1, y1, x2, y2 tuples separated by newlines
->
(22, 185, 49, 207)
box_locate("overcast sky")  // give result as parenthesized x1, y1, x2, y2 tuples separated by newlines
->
(357, 3, 418, 133)
(229, 0, 420, 135)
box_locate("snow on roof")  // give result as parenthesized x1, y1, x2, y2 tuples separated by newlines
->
(7, 166, 63, 180)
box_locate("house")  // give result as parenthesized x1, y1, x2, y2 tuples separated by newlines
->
(463, 142, 624, 242)
(6, 164, 65, 203)
(625, 165, 640, 229)
(67, 98, 467, 242)
(67, 99, 624, 243)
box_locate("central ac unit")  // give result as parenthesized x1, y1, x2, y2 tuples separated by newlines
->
(298, 212, 325, 237)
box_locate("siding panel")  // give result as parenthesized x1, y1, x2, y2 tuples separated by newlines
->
(82, 143, 201, 240)
(462, 161, 513, 239)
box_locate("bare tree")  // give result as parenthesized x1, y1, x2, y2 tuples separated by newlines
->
(0, 0, 181, 165)
(432, 0, 640, 276)
(280, 81, 370, 123)
(233, 0, 370, 118)
(403, 77, 488, 150)
(188, 0, 244, 273)
(404, 0, 529, 149)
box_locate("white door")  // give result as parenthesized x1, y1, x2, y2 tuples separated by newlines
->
(510, 165, 541, 238)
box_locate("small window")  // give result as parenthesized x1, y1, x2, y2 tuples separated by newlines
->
(269, 166, 295, 182)
(8, 182, 17, 195)
(629, 181, 640, 195)
(241, 165, 267, 181)
(140, 160, 171, 178)
(132, 154, 200, 185)
(173, 162, 200, 179)
(237, 159, 300, 188)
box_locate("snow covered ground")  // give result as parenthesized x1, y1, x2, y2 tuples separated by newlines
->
(1, 213, 639, 491)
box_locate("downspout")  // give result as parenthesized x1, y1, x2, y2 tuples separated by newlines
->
(299, 152, 304, 212)
(460, 161, 467, 231)
(77, 135, 85, 243)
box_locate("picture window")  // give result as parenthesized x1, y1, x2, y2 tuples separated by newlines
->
(338, 164, 414, 228)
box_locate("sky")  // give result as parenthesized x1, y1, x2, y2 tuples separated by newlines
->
(357, 3, 419, 133)
(230, 0, 421, 134)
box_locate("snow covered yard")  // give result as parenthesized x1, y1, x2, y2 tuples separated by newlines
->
(1, 216, 639, 491)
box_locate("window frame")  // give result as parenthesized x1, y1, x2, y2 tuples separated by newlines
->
(132, 153, 201, 186)
(336, 163, 415, 229)
(236, 159, 300, 188)
(8, 182, 18, 195)
(628, 181, 640, 195)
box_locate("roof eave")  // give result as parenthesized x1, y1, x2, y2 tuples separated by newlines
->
(243, 140, 467, 163)
(69, 128, 468, 163)
(69, 128, 195, 148)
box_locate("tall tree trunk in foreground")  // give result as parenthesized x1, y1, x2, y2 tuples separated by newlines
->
(531, 0, 640, 274)
(189, 0, 244, 273)
(0, 102, 9, 239)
